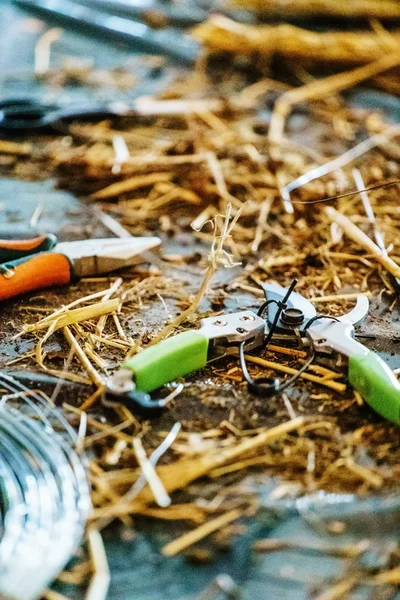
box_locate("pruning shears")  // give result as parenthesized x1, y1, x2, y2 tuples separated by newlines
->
(261, 283, 400, 423)
(0, 233, 161, 300)
(108, 282, 400, 423)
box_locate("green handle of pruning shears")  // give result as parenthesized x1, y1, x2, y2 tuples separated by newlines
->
(349, 351, 400, 423)
(123, 330, 209, 392)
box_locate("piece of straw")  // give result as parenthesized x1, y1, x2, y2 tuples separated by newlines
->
(324, 206, 400, 279)
(244, 355, 346, 392)
(85, 527, 110, 600)
(269, 51, 400, 142)
(162, 508, 242, 557)
(133, 437, 171, 508)
(23, 299, 120, 333)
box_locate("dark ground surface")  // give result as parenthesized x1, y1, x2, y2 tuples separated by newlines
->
(0, 1, 400, 599)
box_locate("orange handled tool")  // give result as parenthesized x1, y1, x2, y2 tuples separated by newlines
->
(0, 234, 57, 263)
(0, 254, 73, 301)
(0, 234, 161, 301)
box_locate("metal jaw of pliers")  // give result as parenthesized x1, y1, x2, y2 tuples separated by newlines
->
(262, 283, 400, 424)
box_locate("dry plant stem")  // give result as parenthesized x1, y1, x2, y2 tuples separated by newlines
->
(91, 418, 306, 519)
(132, 437, 171, 508)
(206, 152, 242, 209)
(63, 326, 104, 387)
(325, 206, 400, 279)
(162, 508, 242, 557)
(85, 527, 110, 600)
(374, 566, 400, 585)
(0, 139, 32, 155)
(269, 52, 400, 142)
(251, 197, 273, 252)
(231, 0, 400, 19)
(43, 591, 72, 600)
(128, 417, 305, 509)
(282, 126, 400, 203)
(310, 292, 373, 303)
(244, 355, 346, 392)
(90, 172, 172, 200)
(149, 203, 240, 345)
(315, 577, 359, 600)
(30, 287, 118, 328)
(267, 344, 307, 358)
(95, 277, 123, 342)
(253, 538, 369, 558)
(34, 27, 62, 75)
(24, 299, 120, 333)
(193, 17, 400, 64)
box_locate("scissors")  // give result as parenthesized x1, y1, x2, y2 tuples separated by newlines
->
(0, 233, 160, 300)
(106, 282, 400, 423)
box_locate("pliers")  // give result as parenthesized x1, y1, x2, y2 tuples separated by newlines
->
(107, 282, 400, 423)
(0, 233, 161, 300)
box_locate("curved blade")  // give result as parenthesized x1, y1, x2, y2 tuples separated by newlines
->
(336, 294, 369, 326)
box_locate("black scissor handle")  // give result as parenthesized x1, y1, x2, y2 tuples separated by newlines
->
(0, 98, 122, 132)
(0, 99, 61, 131)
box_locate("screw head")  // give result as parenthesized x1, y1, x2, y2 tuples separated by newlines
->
(236, 327, 247, 334)
(213, 319, 227, 326)
(240, 314, 255, 322)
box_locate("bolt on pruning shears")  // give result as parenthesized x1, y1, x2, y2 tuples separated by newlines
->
(108, 280, 400, 423)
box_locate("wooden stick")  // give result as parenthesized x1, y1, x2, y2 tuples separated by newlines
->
(324, 206, 400, 279)
(244, 355, 346, 392)
(162, 508, 242, 557)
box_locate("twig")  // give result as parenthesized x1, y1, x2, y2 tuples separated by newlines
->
(244, 355, 346, 392)
(90, 172, 172, 200)
(149, 202, 241, 345)
(162, 508, 242, 557)
(269, 51, 400, 142)
(133, 437, 171, 508)
(63, 326, 104, 387)
(325, 206, 400, 279)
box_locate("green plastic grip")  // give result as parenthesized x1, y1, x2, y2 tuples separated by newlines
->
(123, 330, 209, 392)
(348, 351, 400, 423)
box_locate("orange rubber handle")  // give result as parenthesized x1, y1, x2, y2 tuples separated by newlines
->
(0, 234, 57, 263)
(0, 253, 73, 301)
(0, 235, 53, 251)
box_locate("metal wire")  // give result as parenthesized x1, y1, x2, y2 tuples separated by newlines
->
(0, 373, 91, 600)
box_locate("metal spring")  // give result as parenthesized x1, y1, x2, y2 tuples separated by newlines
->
(0, 373, 91, 600)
